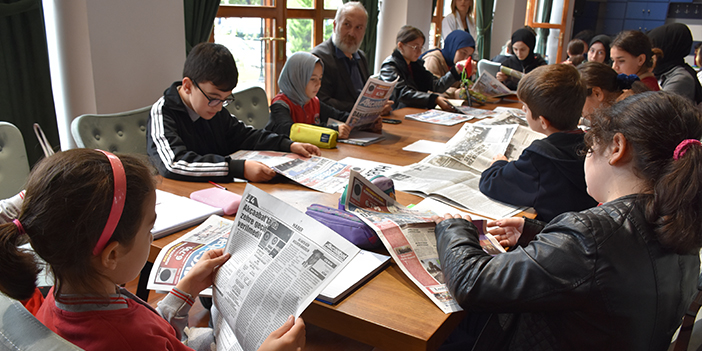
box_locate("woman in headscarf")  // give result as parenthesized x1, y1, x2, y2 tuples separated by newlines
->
(648, 23, 702, 105)
(379, 25, 469, 110)
(265, 52, 361, 139)
(422, 30, 475, 98)
(587, 35, 612, 64)
(496, 27, 547, 90)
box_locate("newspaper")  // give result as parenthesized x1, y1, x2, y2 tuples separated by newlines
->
(387, 163, 524, 219)
(213, 184, 360, 351)
(472, 71, 514, 97)
(474, 113, 545, 160)
(346, 77, 398, 127)
(342, 170, 462, 314)
(422, 123, 518, 173)
(230, 150, 353, 194)
(148, 215, 233, 296)
(404, 110, 474, 126)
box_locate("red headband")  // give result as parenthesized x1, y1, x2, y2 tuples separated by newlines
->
(673, 139, 701, 161)
(93, 150, 127, 256)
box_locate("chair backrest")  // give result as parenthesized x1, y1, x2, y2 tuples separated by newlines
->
(0, 292, 83, 351)
(0, 122, 30, 199)
(477, 59, 501, 79)
(70, 106, 151, 154)
(226, 86, 269, 130)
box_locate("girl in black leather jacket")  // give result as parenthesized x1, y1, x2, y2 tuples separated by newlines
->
(434, 91, 702, 350)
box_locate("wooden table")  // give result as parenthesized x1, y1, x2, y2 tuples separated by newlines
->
(149, 104, 521, 351)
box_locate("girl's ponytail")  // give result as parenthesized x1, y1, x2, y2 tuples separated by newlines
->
(0, 221, 41, 300)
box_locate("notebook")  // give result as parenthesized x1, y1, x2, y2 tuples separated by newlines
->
(152, 189, 224, 239)
(316, 249, 391, 305)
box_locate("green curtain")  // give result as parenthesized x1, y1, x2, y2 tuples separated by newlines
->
(342, 0, 378, 73)
(474, 0, 494, 59)
(0, 0, 58, 166)
(533, 0, 552, 58)
(183, 0, 220, 55)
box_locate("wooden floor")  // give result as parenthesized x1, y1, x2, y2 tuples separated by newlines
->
(124, 276, 375, 351)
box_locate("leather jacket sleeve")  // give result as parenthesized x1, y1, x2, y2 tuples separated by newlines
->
(435, 216, 595, 312)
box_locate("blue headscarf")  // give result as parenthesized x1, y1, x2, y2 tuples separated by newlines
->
(441, 30, 475, 67)
(278, 52, 323, 106)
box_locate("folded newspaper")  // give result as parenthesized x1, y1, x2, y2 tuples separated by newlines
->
(472, 71, 515, 98)
(346, 77, 398, 127)
(149, 184, 360, 351)
(342, 170, 462, 314)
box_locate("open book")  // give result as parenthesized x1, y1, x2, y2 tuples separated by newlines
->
(152, 189, 223, 239)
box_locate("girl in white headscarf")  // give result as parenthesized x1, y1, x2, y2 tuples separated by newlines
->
(265, 52, 353, 138)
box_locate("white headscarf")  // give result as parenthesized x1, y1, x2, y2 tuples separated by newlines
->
(277, 52, 323, 106)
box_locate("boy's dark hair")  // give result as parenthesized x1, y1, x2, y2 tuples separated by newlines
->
(569, 54, 585, 66)
(584, 91, 702, 254)
(516, 64, 586, 131)
(396, 25, 425, 45)
(578, 62, 649, 105)
(611, 30, 654, 69)
(567, 39, 586, 56)
(0, 149, 155, 300)
(183, 42, 239, 92)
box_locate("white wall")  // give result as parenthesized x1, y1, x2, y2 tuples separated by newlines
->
(43, 0, 186, 149)
(491, 0, 528, 58)
(375, 0, 433, 74)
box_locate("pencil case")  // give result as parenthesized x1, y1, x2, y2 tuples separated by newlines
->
(306, 204, 380, 249)
(190, 188, 242, 215)
(289, 123, 338, 149)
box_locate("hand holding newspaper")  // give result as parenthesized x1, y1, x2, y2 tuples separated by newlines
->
(346, 77, 398, 127)
(212, 184, 360, 350)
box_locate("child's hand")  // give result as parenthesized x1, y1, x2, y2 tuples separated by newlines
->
(381, 100, 394, 116)
(290, 142, 321, 157)
(258, 315, 306, 351)
(337, 124, 351, 139)
(176, 249, 230, 297)
(436, 97, 453, 112)
(487, 218, 524, 247)
(244, 160, 277, 182)
(496, 71, 507, 82)
(432, 213, 472, 224)
(369, 117, 383, 133)
(491, 154, 508, 164)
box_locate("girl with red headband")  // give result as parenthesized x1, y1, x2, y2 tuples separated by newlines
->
(0, 149, 305, 351)
(433, 91, 702, 350)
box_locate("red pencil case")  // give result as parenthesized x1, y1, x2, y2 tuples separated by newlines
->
(190, 188, 242, 215)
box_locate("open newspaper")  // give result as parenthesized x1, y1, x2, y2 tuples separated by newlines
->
(472, 71, 514, 97)
(475, 113, 545, 160)
(230, 150, 354, 194)
(346, 77, 398, 127)
(343, 170, 462, 314)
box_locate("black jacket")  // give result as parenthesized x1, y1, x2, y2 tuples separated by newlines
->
(379, 49, 459, 110)
(264, 99, 349, 136)
(147, 82, 293, 182)
(479, 131, 598, 222)
(435, 195, 699, 351)
(311, 38, 370, 112)
(499, 54, 547, 90)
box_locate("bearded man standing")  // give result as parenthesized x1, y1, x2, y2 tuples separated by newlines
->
(312, 2, 391, 113)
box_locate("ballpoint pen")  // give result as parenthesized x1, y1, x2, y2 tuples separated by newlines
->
(208, 181, 227, 190)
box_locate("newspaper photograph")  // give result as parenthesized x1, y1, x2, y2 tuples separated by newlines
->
(346, 77, 398, 127)
(342, 171, 462, 314)
(454, 106, 498, 119)
(475, 111, 528, 127)
(147, 215, 233, 296)
(387, 163, 524, 219)
(472, 71, 514, 97)
(422, 123, 518, 173)
(230, 150, 353, 194)
(213, 184, 359, 351)
(404, 110, 474, 126)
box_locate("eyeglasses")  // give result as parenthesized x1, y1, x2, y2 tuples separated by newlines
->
(192, 80, 235, 107)
(407, 44, 425, 52)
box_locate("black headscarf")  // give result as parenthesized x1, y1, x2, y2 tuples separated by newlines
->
(511, 28, 537, 68)
(589, 35, 612, 64)
(649, 23, 702, 104)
